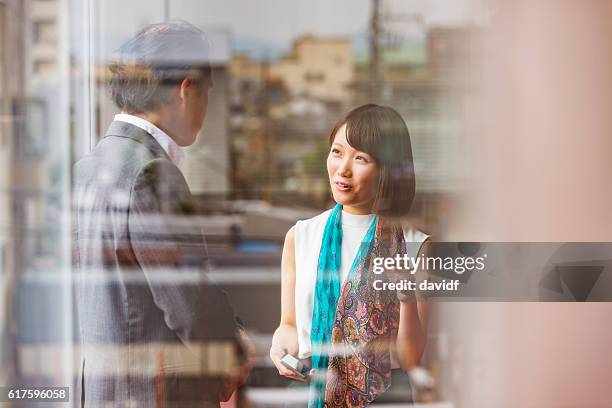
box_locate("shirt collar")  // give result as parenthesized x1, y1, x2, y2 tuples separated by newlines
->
(114, 113, 185, 166)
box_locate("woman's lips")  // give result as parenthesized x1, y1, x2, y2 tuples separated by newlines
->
(334, 181, 352, 191)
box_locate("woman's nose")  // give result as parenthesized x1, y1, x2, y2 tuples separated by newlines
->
(337, 158, 352, 177)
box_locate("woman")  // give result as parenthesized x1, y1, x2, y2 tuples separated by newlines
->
(270, 104, 431, 407)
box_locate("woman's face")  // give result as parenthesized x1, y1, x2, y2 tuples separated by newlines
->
(327, 124, 380, 215)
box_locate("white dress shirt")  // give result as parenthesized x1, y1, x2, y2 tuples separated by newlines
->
(114, 113, 185, 166)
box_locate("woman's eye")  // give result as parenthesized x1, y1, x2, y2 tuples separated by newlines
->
(356, 155, 369, 162)
(331, 148, 340, 155)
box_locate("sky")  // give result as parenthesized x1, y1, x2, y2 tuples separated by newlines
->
(78, 0, 480, 62)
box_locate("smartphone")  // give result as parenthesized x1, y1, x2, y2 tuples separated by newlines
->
(280, 354, 308, 378)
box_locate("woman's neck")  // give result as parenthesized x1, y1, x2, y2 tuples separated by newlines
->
(342, 205, 373, 215)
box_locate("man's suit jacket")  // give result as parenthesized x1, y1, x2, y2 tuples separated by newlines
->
(72, 121, 241, 407)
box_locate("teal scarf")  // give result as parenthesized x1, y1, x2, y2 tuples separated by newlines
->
(309, 204, 377, 407)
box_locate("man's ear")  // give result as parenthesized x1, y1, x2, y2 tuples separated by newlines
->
(179, 78, 192, 102)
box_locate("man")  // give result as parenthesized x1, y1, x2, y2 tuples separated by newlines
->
(73, 21, 249, 407)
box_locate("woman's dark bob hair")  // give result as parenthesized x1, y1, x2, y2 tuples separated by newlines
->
(328, 104, 415, 217)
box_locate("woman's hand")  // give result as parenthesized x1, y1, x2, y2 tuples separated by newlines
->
(269, 324, 312, 382)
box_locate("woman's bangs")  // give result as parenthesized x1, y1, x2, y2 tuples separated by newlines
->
(344, 114, 381, 161)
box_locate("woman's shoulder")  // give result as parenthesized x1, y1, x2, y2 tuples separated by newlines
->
(293, 209, 332, 263)
(294, 209, 332, 231)
(402, 226, 429, 243)
(293, 209, 332, 250)
(400, 218, 430, 243)
(401, 224, 429, 257)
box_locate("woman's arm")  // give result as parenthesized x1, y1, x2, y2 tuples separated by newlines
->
(395, 239, 432, 371)
(269, 227, 309, 381)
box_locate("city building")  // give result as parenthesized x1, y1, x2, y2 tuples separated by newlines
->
(0, 0, 27, 385)
(25, 0, 58, 81)
(15, 0, 62, 270)
(228, 53, 268, 115)
(268, 35, 353, 103)
(229, 54, 264, 86)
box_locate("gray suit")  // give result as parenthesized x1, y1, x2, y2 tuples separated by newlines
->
(72, 121, 241, 407)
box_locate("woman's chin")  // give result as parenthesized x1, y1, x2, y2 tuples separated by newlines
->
(331, 191, 351, 204)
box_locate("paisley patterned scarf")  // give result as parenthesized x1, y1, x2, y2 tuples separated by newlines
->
(309, 204, 406, 407)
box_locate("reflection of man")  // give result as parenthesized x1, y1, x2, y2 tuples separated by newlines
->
(73, 21, 249, 407)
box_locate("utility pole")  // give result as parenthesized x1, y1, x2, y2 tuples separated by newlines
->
(369, 0, 382, 102)
(164, 0, 170, 21)
(369, 0, 424, 102)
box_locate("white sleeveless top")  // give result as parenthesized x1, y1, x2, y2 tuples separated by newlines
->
(293, 209, 429, 358)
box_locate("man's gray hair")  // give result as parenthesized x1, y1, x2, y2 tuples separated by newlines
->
(108, 20, 212, 114)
